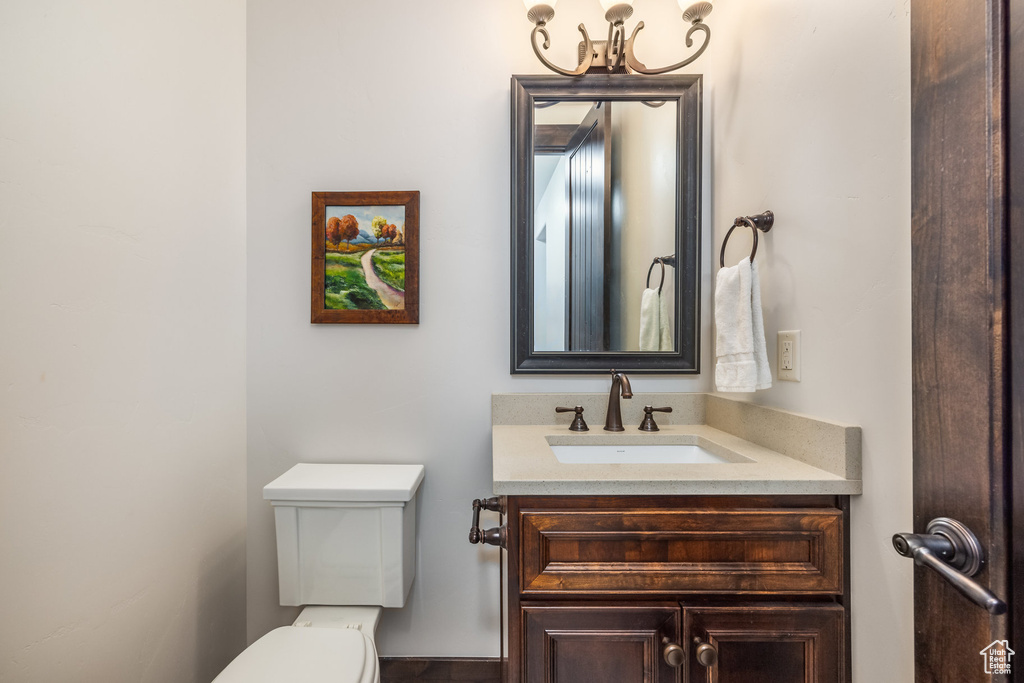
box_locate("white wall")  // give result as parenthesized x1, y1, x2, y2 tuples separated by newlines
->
(247, 1, 911, 680)
(0, 2, 248, 681)
(709, 2, 913, 682)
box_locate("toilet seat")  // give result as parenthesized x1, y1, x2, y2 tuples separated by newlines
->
(213, 625, 378, 683)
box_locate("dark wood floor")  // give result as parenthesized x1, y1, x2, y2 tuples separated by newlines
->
(380, 657, 501, 683)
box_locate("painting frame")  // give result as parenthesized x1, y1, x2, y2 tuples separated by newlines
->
(311, 190, 419, 324)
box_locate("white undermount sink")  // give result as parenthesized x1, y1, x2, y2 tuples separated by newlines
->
(550, 443, 737, 465)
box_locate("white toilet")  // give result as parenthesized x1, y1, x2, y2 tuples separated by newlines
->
(214, 463, 425, 683)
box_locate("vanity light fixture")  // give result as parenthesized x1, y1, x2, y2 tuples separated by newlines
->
(522, 0, 713, 76)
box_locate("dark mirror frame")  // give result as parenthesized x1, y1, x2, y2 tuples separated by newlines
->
(511, 74, 702, 374)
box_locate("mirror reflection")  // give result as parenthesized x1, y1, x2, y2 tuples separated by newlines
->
(511, 74, 700, 374)
(532, 100, 678, 353)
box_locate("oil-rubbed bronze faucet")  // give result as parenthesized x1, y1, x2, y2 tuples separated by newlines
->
(555, 406, 589, 432)
(604, 369, 633, 432)
(638, 405, 673, 432)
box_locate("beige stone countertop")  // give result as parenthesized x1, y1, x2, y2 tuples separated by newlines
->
(492, 423, 862, 496)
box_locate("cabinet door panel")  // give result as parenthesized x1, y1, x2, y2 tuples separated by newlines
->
(685, 605, 844, 683)
(715, 641, 806, 683)
(523, 604, 681, 683)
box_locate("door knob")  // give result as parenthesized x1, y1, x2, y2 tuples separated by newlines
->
(661, 637, 684, 667)
(693, 638, 718, 667)
(892, 517, 1006, 615)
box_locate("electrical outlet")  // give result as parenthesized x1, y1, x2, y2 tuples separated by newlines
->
(781, 341, 794, 370)
(777, 330, 801, 382)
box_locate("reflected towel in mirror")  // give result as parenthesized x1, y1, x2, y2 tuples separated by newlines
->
(640, 288, 673, 351)
(659, 292, 672, 350)
(640, 288, 660, 351)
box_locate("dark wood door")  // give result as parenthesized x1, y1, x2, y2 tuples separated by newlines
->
(522, 604, 681, 683)
(910, 0, 1018, 679)
(565, 102, 612, 351)
(683, 605, 844, 683)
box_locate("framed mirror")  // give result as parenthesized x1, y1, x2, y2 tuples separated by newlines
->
(511, 74, 702, 374)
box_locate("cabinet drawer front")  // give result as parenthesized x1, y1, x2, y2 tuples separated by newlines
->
(520, 508, 843, 596)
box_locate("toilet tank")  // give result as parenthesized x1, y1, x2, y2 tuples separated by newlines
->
(264, 463, 425, 608)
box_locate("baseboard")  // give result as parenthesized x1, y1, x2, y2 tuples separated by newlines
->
(380, 657, 502, 683)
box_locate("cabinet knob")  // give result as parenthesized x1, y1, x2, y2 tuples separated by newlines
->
(661, 638, 684, 668)
(694, 638, 718, 667)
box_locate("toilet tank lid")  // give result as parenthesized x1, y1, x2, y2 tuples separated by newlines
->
(264, 464, 425, 503)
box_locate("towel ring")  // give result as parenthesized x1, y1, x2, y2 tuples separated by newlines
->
(646, 258, 666, 293)
(719, 210, 775, 268)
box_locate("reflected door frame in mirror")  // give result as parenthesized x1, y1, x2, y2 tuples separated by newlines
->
(511, 74, 702, 374)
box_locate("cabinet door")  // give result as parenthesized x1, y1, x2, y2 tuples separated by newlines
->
(523, 604, 682, 683)
(684, 605, 845, 683)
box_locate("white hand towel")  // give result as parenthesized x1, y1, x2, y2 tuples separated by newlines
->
(715, 257, 771, 391)
(658, 290, 673, 351)
(749, 258, 772, 389)
(639, 287, 661, 351)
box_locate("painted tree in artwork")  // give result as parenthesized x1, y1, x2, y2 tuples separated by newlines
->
(326, 216, 343, 247)
(339, 214, 359, 246)
(371, 215, 387, 244)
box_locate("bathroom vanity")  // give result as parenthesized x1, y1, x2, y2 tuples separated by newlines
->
(501, 66, 861, 683)
(489, 393, 861, 683)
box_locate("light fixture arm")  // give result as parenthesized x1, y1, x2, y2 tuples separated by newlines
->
(524, 1, 711, 77)
(531, 22, 595, 77)
(622, 21, 711, 75)
(605, 22, 625, 71)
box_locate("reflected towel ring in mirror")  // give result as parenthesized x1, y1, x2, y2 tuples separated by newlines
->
(646, 254, 677, 294)
(646, 259, 665, 293)
(719, 210, 775, 268)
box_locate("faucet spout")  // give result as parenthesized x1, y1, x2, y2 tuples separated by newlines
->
(619, 373, 633, 399)
(604, 370, 633, 432)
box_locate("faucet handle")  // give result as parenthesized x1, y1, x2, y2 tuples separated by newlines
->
(638, 405, 673, 432)
(555, 406, 589, 432)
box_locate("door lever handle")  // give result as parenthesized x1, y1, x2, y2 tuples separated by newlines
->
(892, 517, 1006, 615)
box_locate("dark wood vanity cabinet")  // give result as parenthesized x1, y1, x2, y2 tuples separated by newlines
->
(505, 495, 850, 683)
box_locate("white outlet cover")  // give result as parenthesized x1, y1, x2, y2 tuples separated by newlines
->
(778, 330, 801, 382)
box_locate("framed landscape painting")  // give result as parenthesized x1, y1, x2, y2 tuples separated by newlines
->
(311, 191, 419, 324)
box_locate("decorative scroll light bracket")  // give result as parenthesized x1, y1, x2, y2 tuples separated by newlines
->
(525, 0, 714, 77)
